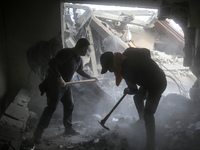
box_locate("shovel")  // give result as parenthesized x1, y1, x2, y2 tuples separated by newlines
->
(98, 94, 127, 130)
(65, 79, 96, 85)
(65, 78, 109, 85)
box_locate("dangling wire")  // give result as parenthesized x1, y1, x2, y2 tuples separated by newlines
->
(165, 75, 182, 94)
(154, 58, 189, 94)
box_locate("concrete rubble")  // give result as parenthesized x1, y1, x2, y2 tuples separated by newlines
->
(0, 88, 32, 150)
(18, 92, 200, 150)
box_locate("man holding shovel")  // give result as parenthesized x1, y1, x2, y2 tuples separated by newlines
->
(100, 47, 167, 150)
(33, 38, 97, 144)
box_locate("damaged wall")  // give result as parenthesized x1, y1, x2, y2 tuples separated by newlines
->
(0, 0, 61, 115)
(0, 1, 8, 116)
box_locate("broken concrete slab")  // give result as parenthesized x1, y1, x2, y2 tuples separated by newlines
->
(0, 88, 31, 131)
(13, 88, 31, 107)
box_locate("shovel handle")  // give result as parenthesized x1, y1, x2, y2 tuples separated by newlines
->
(102, 94, 127, 123)
(65, 79, 96, 85)
(65, 78, 109, 85)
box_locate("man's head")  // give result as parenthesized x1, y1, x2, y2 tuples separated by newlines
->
(75, 38, 90, 56)
(100, 51, 114, 74)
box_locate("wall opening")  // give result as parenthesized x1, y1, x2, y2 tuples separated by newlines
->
(61, 2, 194, 97)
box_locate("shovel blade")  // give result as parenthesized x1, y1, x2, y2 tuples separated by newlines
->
(98, 120, 110, 131)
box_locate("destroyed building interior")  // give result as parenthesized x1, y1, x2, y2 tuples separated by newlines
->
(1, 0, 200, 150)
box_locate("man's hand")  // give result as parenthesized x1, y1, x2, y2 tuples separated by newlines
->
(123, 87, 136, 95)
(57, 77, 66, 87)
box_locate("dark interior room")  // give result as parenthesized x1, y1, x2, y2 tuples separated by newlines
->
(1, 0, 200, 150)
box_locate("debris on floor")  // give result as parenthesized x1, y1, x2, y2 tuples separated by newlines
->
(18, 93, 200, 150)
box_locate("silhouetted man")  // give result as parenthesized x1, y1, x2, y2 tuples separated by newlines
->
(100, 47, 167, 150)
(34, 38, 97, 144)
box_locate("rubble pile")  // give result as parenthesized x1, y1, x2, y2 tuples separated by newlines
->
(0, 89, 31, 150)
(155, 94, 200, 150)
(18, 93, 200, 150)
(1, 83, 198, 150)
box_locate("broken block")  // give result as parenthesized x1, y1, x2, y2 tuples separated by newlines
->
(0, 88, 31, 131)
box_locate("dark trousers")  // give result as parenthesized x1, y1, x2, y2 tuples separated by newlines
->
(34, 77, 74, 137)
(133, 87, 165, 150)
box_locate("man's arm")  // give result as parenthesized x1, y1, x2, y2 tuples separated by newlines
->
(76, 69, 93, 79)
(124, 80, 138, 95)
(77, 70, 98, 80)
